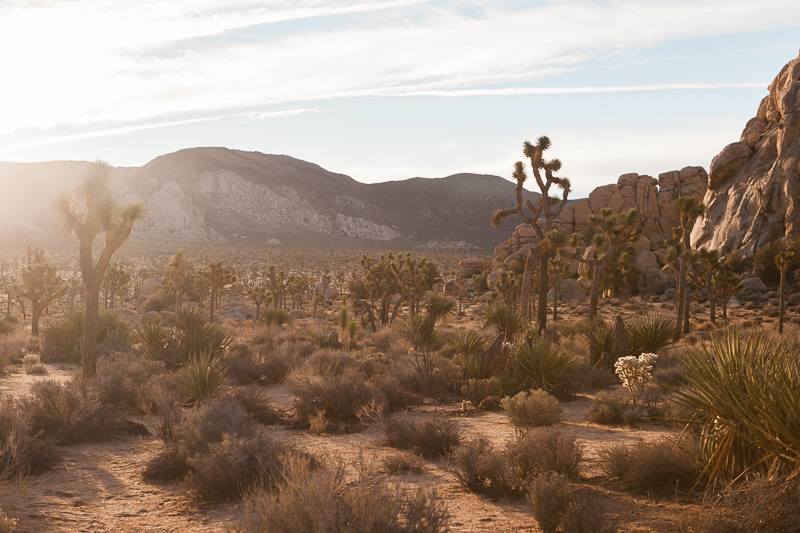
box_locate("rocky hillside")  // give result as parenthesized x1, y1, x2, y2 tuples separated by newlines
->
(691, 49, 800, 256)
(0, 148, 537, 250)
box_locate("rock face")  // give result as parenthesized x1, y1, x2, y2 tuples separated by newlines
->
(692, 50, 800, 257)
(494, 166, 707, 275)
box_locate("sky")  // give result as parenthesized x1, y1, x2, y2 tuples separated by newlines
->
(0, 0, 799, 197)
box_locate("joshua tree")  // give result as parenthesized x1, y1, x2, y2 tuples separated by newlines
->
(54, 160, 146, 377)
(247, 285, 270, 321)
(672, 196, 705, 340)
(102, 262, 130, 308)
(491, 136, 571, 333)
(713, 262, 744, 325)
(696, 247, 721, 325)
(168, 250, 187, 306)
(17, 248, 67, 336)
(776, 248, 795, 334)
(201, 262, 236, 320)
(563, 208, 642, 321)
(548, 257, 571, 322)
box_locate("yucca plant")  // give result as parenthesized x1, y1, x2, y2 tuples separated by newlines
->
(628, 313, 675, 356)
(261, 308, 293, 327)
(582, 319, 612, 369)
(675, 327, 800, 481)
(0, 318, 14, 336)
(451, 329, 493, 380)
(97, 309, 131, 352)
(513, 330, 574, 394)
(131, 321, 170, 359)
(178, 351, 228, 403)
(484, 304, 523, 342)
(167, 305, 237, 365)
(41, 308, 85, 363)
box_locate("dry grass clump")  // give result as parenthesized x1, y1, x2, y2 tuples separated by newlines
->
(0, 397, 61, 479)
(237, 456, 449, 533)
(144, 398, 295, 500)
(226, 340, 313, 384)
(382, 451, 426, 474)
(24, 363, 48, 375)
(460, 377, 502, 406)
(501, 389, 563, 430)
(450, 428, 582, 496)
(93, 352, 167, 409)
(585, 391, 640, 426)
(228, 385, 287, 426)
(382, 413, 461, 458)
(0, 330, 36, 367)
(528, 473, 572, 533)
(599, 437, 702, 493)
(22, 379, 144, 445)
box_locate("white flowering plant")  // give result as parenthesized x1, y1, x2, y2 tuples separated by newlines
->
(614, 353, 657, 404)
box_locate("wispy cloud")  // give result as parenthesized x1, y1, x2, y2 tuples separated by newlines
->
(392, 82, 767, 97)
(1, 0, 797, 137)
(0, 109, 319, 155)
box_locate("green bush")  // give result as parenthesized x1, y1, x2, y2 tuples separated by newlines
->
(501, 390, 563, 430)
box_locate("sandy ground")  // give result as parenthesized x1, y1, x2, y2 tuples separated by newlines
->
(0, 364, 699, 533)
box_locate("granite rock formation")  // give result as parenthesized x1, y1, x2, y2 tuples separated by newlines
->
(692, 50, 800, 256)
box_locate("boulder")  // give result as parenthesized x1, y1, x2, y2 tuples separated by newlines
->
(645, 268, 669, 295)
(444, 280, 465, 296)
(635, 250, 659, 274)
(665, 288, 677, 300)
(559, 279, 587, 303)
(141, 311, 162, 325)
(487, 267, 507, 289)
(458, 259, 493, 278)
(315, 282, 338, 300)
(742, 277, 768, 293)
(708, 142, 753, 189)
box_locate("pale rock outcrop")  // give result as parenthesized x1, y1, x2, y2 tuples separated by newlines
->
(417, 238, 480, 252)
(644, 268, 669, 295)
(742, 277, 768, 293)
(335, 214, 401, 241)
(692, 50, 800, 257)
(315, 282, 338, 300)
(635, 250, 659, 275)
(458, 259, 493, 278)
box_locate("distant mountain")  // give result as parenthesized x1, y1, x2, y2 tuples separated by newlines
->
(0, 147, 538, 250)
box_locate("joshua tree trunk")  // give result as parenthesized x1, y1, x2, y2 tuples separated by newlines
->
(683, 278, 692, 334)
(537, 253, 548, 333)
(552, 281, 559, 322)
(518, 250, 536, 320)
(83, 282, 100, 378)
(674, 253, 688, 341)
(589, 269, 602, 320)
(611, 315, 629, 361)
(722, 299, 728, 324)
(779, 264, 787, 334)
(707, 276, 716, 325)
(31, 305, 43, 336)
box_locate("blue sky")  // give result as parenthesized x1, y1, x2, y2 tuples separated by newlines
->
(0, 0, 798, 197)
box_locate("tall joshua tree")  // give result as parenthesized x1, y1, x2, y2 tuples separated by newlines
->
(102, 262, 130, 308)
(18, 248, 67, 336)
(563, 208, 642, 321)
(776, 248, 795, 334)
(672, 197, 705, 340)
(202, 262, 236, 320)
(54, 160, 146, 377)
(491, 136, 571, 334)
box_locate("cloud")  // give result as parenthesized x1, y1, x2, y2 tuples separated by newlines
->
(1, 0, 797, 136)
(0, 108, 319, 155)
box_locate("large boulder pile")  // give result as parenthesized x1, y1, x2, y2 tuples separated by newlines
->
(691, 50, 800, 257)
(493, 167, 707, 277)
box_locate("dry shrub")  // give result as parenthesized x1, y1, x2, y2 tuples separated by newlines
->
(0, 398, 60, 478)
(696, 321, 717, 332)
(460, 377, 503, 406)
(585, 391, 634, 425)
(0, 510, 15, 533)
(600, 437, 702, 493)
(291, 366, 380, 423)
(22, 379, 142, 445)
(238, 456, 449, 533)
(24, 363, 48, 375)
(528, 473, 572, 533)
(226, 340, 310, 384)
(450, 428, 582, 496)
(185, 432, 287, 501)
(93, 352, 167, 409)
(681, 475, 800, 533)
(560, 490, 617, 533)
(509, 427, 583, 482)
(0, 331, 35, 366)
(228, 385, 287, 426)
(382, 452, 425, 474)
(560, 359, 618, 395)
(501, 390, 563, 430)
(383, 413, 461, 457)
